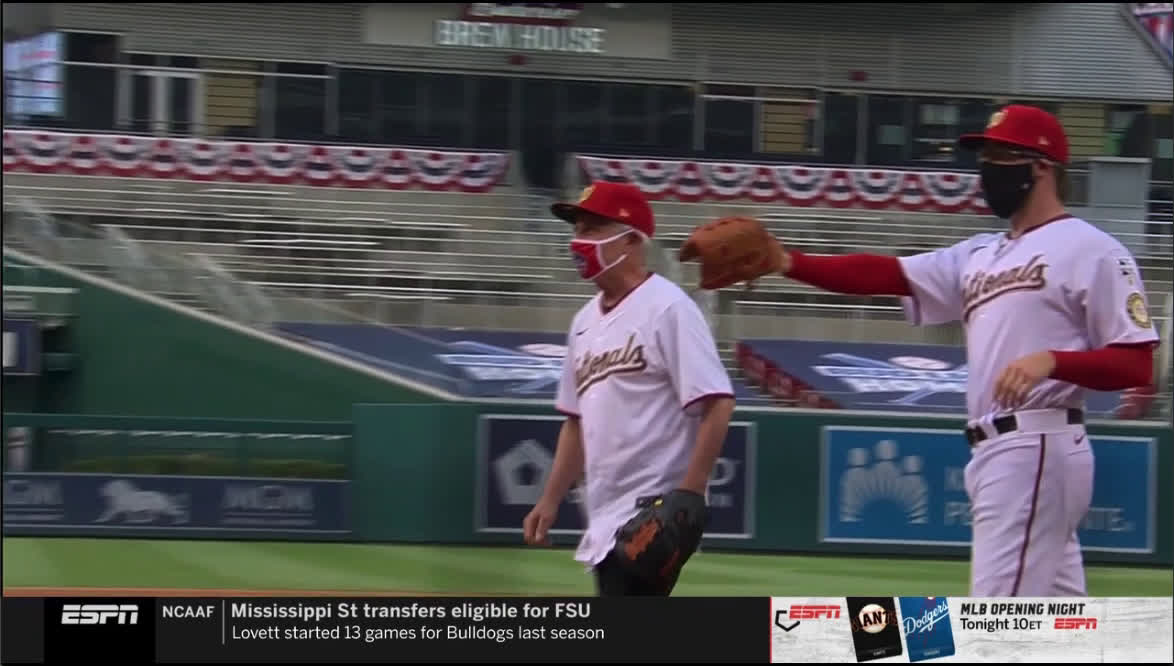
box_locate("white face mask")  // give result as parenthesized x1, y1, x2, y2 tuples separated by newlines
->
(569, 229, 633, 280)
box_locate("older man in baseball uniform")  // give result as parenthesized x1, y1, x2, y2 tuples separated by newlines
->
(709, 105, 1158, 596)
(522, 181, 736, 596)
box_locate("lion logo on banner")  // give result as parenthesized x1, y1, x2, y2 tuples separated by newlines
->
(95, 479, 190, 524)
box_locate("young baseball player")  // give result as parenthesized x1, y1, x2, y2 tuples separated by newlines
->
(522, 181, 736, 596)
(684, 104, 1159, 597)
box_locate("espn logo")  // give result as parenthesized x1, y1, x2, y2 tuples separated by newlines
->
(789, 605, 842, 619)
(61, 604, 140, 625)
(1054, 617, 1097, 630)
(775, 604, 842, 632)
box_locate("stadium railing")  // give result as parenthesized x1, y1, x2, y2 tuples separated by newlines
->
(5, 172, 1167, 331)
(3, 154, 1170, 417)
(4, 197, 277, 330)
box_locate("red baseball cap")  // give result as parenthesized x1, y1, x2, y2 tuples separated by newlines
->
(551, 181, 655, 238)
(959, 104, 1070, 164)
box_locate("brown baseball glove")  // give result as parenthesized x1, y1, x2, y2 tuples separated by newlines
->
(678, 216, 786, 290)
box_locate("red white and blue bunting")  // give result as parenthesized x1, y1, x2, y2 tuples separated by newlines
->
(1130, 3, 1173, 63)
(1, 131, 511, 193)
(578, 155, 989, 213)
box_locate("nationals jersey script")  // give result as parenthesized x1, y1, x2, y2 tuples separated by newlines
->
(898, 215, 1159, 422)
(555, 273, 733, 567)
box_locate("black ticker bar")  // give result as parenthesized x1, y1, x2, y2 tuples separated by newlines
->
(2, 597, 44, 663)
(4, 596, 770, 663)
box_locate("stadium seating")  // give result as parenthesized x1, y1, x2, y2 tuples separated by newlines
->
(3, 130, 1170, 416)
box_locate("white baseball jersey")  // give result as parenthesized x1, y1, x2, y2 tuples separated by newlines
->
(898, 215, 1159, 422)
(555, 272, 734, 568)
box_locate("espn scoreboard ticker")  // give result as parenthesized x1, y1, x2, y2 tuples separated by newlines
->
(1, 596, 1170, 663)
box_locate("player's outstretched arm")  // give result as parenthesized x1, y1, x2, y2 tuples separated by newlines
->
(781, 248, 914, 297)
(679, 396, 735, 495)
(523, 416, 584, 546)
(678, 216, 913, 296)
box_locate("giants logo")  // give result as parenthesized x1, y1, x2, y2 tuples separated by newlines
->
(574, 333, 646, 395)
(851, 603, 899, 634)
(1055, 617, 1098, 630)
(775, 605, 841, 632)
(962, 253, 1048, 321)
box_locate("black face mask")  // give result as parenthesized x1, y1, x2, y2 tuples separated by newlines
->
(979, 162, 1035, 219)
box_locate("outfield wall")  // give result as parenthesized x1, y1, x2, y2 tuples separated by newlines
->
(5, 405, 1170, 566)
(2, 258, 434, 420)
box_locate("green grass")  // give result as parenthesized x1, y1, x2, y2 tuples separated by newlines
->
(4, 538, 1170, 596)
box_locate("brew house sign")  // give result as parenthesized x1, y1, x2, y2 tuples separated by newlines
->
(436, 3, 606, 54)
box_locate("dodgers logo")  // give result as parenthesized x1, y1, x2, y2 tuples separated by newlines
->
(902, 598, 949, 636)
(898, 597, 956, 662)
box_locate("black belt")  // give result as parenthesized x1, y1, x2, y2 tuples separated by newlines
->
(965, 408, 1084, 448)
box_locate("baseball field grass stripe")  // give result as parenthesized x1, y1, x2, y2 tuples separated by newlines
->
(56, 539, 248, 590)
(365, 545, 593, 593)
(160, 540, 388, 592)
(2, 537, 64, 584)
(4, 539, 1170, 596)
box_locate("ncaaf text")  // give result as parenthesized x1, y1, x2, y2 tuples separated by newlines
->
(161, 602, 336, 623)
(164, 600, 594, 622)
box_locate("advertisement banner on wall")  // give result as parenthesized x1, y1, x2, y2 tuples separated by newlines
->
(2, 318, 41, 376)
(3, 31, 64, 117)
(476, 414, 756, 539)
(360, 3, 672, 60)
(2, 473, 350, 538)
(820, 426, 1155, 553)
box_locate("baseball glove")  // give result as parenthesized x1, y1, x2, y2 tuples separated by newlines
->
(678, 216, 786, 290)
(611, 489, 709, 594)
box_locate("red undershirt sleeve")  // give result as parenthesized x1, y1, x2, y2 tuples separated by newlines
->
(785, 250, 913, 296)
(1050, 344, 1155, 391)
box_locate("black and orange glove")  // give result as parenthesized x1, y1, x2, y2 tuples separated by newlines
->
(611, 489, 709, 594)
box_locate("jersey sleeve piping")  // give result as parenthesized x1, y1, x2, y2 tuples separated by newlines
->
(681, 392, 735, 412)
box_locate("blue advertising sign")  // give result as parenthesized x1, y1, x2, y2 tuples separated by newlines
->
(820, 427, 1155, 553)
(744, 339, 1123, 417)
(277, 323, 758, 401)
(2, 318, 40, 375)
(2, 473, 350, 538)
(477, 414, 755, 539)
